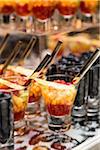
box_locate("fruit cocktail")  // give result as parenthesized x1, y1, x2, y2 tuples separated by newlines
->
(0, 76, 29, 130)
(35, 75, 77, 132)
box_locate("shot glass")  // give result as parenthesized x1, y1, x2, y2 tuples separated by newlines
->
(40, 74, 77, 132)
(11, 88, 29, 130)
(0, 92, 14, 149)
(25, 80, 41, 126)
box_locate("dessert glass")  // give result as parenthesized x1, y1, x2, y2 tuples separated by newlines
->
(15, 0, 32, 32)
(36, 74, 77, 132)
(80, 0, 99, 25)
(57, 0, 79, 19)
(0, 76, 29, 130)
(0, 0, 16, 30)
(31, 0, 56, 34)
(12, 88, 29, 129)
(57, 0, 79, 29)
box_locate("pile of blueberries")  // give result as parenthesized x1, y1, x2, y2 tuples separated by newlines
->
(47, 52, 94, 77)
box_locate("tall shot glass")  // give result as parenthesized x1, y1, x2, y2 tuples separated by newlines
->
(0, 92, 14, 149)
(36, 74, 77, 132)
(11, 88, 29, 130)
(25, 80, 41, 127)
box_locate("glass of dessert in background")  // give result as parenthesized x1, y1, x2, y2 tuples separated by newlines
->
(31, 0, 56, 34)
(80, 0, 99, 25)
(0, 75, 29, 131)
(57, 0, 80, 29)
(0, 0, 16, 29)
(15, 0, 32, 32)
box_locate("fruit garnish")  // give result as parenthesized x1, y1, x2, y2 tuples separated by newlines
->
(8, 66, 33, 77)
(0, 78, 25, 91)
(54, 79, 72, 85)
(34, 78, 75, 90)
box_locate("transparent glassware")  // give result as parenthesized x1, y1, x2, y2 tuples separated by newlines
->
(0, 75, 29, 131)
(0, 0, 16, 30)
(36, 74, 77, 133)
(15, 0, 32, 32)
(57, 0, 80, 30)
(31, 0, 56, 34)
(1, 73, 41, 128)
(25, 80, 42, 126)
(12, 88, 29, 130)
(0, 92, 14, 149)
(80, 0, 99, 26)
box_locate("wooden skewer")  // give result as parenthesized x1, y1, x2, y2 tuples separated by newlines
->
(23, 40, 63, 86)
(72, 48, 100, 84)
(0, 33, 10, 55)
(18, 36, 37, 65)
(0, 41, 23, 75)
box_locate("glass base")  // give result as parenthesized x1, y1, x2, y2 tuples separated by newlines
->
(25, 101, 40, 127)
(0, 130, 14, 149)
(34, 19, 51, 35)
(48, 114, 71, 132)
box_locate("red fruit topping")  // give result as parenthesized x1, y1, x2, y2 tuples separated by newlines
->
(47, 104, 72, 116)
(14, 111, 25, 121)
(54, 80, 72, 85)
(16, 4, 30, 16)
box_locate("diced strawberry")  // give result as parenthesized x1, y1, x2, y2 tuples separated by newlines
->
(47, 104, 72, 116)
(54, 80, 72, 85)
(28, 96, 35, 103)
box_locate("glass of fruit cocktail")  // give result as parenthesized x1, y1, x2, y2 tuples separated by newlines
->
(35, 74, 77, 132)
(12, 88, 29, 129)
(0, 0, 16, 30)
(15, 0, 32, 32)
(31, 0, 56, 34)
(80, 0, 99, 25)
(0, 76, 29, 130)
(57, 0, 79, 29)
